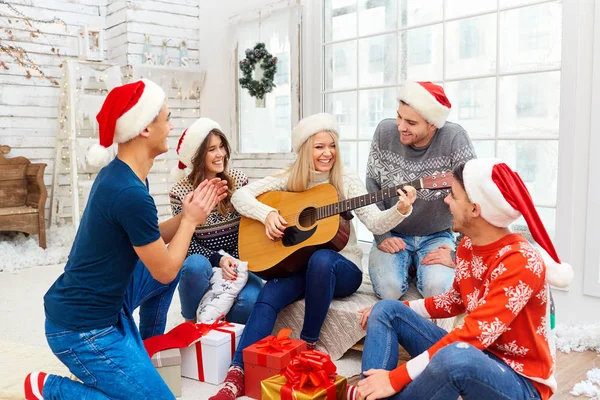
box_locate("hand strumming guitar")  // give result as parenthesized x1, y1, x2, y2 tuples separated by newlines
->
(396, 185, 417, 215)
(265, 211, 288, 241)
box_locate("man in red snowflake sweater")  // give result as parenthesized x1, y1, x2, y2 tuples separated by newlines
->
(355, 158, 573, 400)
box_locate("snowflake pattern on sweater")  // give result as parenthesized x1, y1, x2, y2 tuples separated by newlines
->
(169, 169, 248, 263)
(394, 234, 556, 400)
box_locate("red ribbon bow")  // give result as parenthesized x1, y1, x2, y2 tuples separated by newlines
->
(195, 314, 233, 337)
(143, 314, 232, 359)
(255, 328, 294, 353)
(281, 350, 338, 400)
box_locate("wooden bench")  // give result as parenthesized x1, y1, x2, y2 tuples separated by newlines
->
(0, 145, 48, 248)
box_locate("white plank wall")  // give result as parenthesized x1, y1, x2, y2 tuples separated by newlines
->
(0, 0, 106, 223)
(1, 0, 203, 223)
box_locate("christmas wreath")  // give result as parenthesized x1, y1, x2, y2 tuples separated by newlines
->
(239, 42, 278, 100)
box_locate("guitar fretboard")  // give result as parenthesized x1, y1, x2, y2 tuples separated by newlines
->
(316, 178, 423, 220)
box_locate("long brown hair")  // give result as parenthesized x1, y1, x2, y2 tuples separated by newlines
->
(187, 129, 235, 215)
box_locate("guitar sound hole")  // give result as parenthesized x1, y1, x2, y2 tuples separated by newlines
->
(298, 207, 317, 228)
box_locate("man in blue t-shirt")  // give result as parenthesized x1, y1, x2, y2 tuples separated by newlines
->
(24, 79, 228, 400)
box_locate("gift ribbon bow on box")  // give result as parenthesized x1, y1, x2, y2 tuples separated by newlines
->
(255, 328, 294, 353)
(281, 350, 338, 400)
(143, 314, 234, 359)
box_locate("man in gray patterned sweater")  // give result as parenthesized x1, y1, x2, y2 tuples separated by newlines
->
(366, 81, 476, 300)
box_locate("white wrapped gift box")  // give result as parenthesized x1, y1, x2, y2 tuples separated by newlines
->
(180, 322, 245, 385)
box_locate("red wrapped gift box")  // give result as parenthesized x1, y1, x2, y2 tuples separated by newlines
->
(242, 329, 307, 399)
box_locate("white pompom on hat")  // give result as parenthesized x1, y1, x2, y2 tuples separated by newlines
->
(291, 113, 340, 153)
(87, 79, 166, 168)
(170, 117, 222, 181)
(463, 158, 573, 288)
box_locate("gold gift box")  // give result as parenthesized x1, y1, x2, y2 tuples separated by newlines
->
(261, 374, 347, 400)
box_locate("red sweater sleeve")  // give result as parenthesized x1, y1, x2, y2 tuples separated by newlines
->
(389, 252, 544, 392)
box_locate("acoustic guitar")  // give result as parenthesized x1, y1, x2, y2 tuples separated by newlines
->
(238, 173, 454, 279)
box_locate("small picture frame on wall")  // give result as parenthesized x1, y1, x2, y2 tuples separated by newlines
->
(78, 26, 104, 61)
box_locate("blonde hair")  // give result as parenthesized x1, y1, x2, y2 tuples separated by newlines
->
(285, 131, 345, 199)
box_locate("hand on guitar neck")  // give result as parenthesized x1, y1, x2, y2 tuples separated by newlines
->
(396, 185, 417, 215)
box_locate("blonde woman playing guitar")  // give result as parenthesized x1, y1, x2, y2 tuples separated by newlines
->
(209, 113, 417, 400)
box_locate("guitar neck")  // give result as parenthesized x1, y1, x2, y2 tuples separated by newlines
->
(316, 178, 424, 220)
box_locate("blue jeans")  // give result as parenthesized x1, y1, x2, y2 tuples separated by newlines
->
(177, 254, 264, 323)
(369, 231, 456, 299)
(43, 260, 179, 399)
(362, 299, 541, 400)
(230, 249, 363, 368)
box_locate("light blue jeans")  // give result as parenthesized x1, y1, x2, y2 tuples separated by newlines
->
(177, 254, 264, 323)
(369, 231, 456, 299)
(362, 299, 541, 399)
(43, 260, 178, 399)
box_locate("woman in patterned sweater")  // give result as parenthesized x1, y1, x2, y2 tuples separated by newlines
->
(169, 118, 263, 324)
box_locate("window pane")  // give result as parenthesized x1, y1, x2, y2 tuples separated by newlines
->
(500, 3, 562, 73)
(237, 9, 292, 153)
(497, 140, 558, 206)
(340, 141, 358, 173)
(445, 0, 497, 19)
(399, 24, 443, 82)
(359, 34, 398, 87)
(324, 0, 357, 42)
(358, 141, 371, 184)
(498, 72, 560, 138)
(325, 41, 358, 91)
(358, 88, 397, 140)
(325, 91, 358, 140)
(359, 0, 397, 36)
(445, 14, 497, 79)
(398, 0, 442, 28)
(510, 207, 556, 242)
(445, 78, 496, 138)
(472, 140, 495, 158)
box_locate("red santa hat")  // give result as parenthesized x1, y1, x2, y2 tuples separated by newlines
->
(291, 112, 339, 153)
(170, 117, 222, 181)
(463, 158, 573, 288)
(87, 79, 166, 167)
(397, 81, 451, 128)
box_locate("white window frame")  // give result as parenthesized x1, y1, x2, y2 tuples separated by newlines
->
(581, 0, 600, 297)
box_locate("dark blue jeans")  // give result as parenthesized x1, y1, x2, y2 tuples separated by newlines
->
(230, 249, 363, 368)
(43, 260, 179, 399)
(177, 254, 263, 323)
(362, 299, 541, 400)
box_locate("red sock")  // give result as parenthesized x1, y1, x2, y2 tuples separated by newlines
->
(209, 366, 244, 400)
(347, 384, 358, 400)
(24, 372, 47, 400)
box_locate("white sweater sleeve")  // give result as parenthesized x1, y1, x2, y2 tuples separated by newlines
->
(343, 171, 412, 235)
(230, 172, 289, 224)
